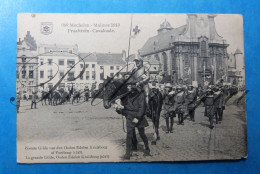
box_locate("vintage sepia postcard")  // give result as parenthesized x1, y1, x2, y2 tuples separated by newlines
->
(16, 13, 247, 163)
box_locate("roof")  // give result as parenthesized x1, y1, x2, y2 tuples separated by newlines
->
(140, 25, 187, 56)
(17, 50, 37, 58)
(157, 19, 173, 32)
(19, 31, 37, 51)
(140, 14, 226, 56)
(38, 51, 78, 57)
(234, 48, 243, 55)
(96, 53, 125, 65)
(78, 53, 97, 62)
(126, 54, 136, 62)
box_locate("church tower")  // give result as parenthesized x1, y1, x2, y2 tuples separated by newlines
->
(157, 19, 173, 34)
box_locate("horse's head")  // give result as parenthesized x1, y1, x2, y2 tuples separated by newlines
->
(103, 77, 125, 109)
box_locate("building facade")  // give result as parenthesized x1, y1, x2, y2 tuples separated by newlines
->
(17, 31, 38, 97)
(38, 44, 79, 91)
(79, 52, 126, 90)
(139, 14, 229, 86)
(227, 49, 245, 87)
(37, 44, 126, 91)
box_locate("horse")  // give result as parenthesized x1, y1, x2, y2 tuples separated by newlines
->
(60, 91, 70, 104)
(147, 87, 163, 145)
(72, 90, 81, 104)
(41, 91, 49, 105)
(52, 91, 61, 105)
(102, 77, 163, 145)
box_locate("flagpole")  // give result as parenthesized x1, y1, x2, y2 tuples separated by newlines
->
(127, 14, 133, 72)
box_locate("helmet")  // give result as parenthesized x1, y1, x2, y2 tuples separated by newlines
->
(165, 83, 172, 88)
(133, 56, 143, 62)
(176, 85, 182, 90)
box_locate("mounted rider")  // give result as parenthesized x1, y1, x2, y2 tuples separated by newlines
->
(130, 56, 150, 113)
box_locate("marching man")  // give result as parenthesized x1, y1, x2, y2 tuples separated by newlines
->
(174, 86, 186, 125)
(162, 83, 176, 133)
(185, 85, 197, 122)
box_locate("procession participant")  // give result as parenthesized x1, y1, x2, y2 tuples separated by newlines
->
(31, 91, 37, 109)
(219, 86, 226, 121)
(202, 86, 217, 129)
(84, 85, 90, 101)
(162, 83, 175, 133)
(116, 82, 150, 160)
(131, 56, 150, 113)
(157, 71, 166, 84)
(174, 85, 186, 125)
(214, 86, 225, 123)
(185, 84, 197, 122)
(178, 78, 187, 91)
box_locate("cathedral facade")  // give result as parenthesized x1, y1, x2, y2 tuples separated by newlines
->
(140, 14, 229, 86)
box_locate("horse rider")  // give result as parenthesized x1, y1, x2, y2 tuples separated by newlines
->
(115, 82, 150, 160)
(185, 84, 197, 122)
(174, 85, 186, 125)
(162, 83, 176, 133)
(131, 56, 150, 113)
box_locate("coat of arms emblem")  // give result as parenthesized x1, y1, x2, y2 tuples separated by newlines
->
(40, 22, 53, 35)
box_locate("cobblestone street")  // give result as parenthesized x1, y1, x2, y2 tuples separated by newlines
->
(17, 92, 247, 162)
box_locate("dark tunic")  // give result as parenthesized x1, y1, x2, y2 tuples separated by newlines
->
(123, 90, 148, 128)
(185, 89, 197, 110)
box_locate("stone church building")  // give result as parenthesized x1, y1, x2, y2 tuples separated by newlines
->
(139, 14, 229, 86)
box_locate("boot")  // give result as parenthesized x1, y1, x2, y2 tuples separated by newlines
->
(131, 146, 137, 151)
(166, 117, 170, 133)
(170, 117, 174, 133)
(122, 153, 131, 160)
(143, 147, 151, 157)
(178, 114, 181, 125)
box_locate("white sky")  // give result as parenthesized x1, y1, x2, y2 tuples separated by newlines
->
(17, 13, 244, 55)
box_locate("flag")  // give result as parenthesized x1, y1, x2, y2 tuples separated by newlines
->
(131, 25, 141, 39)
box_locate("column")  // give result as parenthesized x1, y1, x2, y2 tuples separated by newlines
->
(176, 53, 180, 80)
(159, 52, 163, 72)
(166, 50, 172, 75)
(179, 53, 183, 78)
(194, 54, 197, 81)
(213, 54, 217, 84)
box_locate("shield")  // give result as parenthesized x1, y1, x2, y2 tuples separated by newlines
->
(41, 22, 53, 35)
